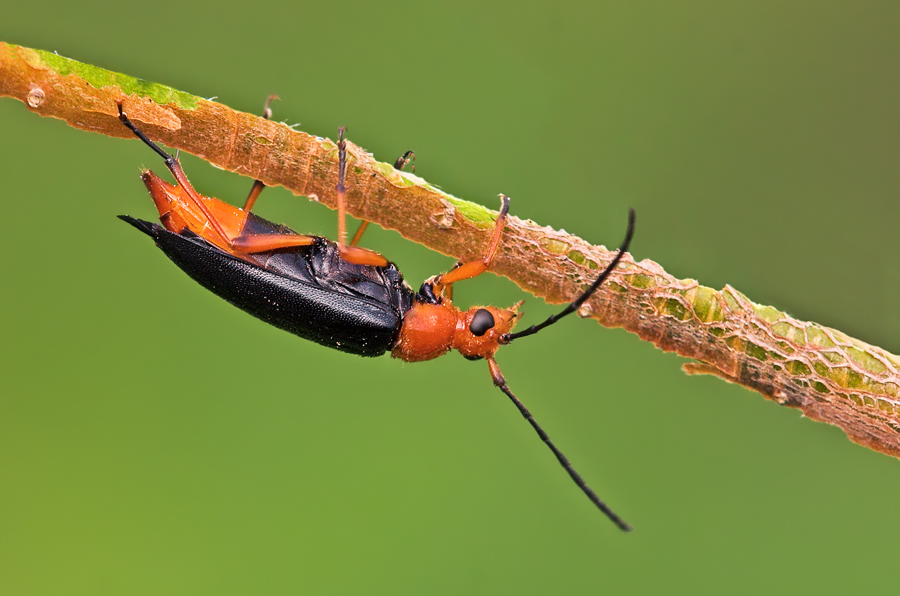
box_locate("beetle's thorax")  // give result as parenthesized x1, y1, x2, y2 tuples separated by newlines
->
(391, 302, 519, 363)
(391, 302, 457, 362)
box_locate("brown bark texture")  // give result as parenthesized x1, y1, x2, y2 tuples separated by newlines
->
(3, 42, 899, 459)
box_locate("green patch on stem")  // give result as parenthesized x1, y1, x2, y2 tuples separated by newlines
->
(846, 346, 887, 375)
(568, 250, 585, 265)
(785, 360, 812, 376)
(771, 322, 806, 347)
(692, 286, 725, 323)
(776, 341, 796, 355)
(806, 326, 836, 349)
(27, 47, 198, 109)
(724, 336, 766, 361)
(844, 369, 866, 390)
(625, 274, 658, 289)
(725, 335, 742, 350)
(812, 381, 830, 394)
(653, 297, 691, 321)
(813, 360, 829, 377)
(754, 304, 783, 324)
(744, 342, 768, 362)
(722, 288, 745, 312)
(606, 281, 627, 294)
(444, 196, 496, 229)
(709, 327, 725, 337)
(822, 351, 845, 365)
(371, 161, 418, 187)
(540, 237, 570, 254)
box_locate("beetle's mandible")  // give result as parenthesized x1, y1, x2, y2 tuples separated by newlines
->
(116, 101, 636, 532)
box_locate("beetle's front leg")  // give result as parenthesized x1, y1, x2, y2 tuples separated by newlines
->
(429, 195, 510, 297)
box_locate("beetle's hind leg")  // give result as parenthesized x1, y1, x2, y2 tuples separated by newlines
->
(119, 101, 315, 256)
(118, 102, 232, 246)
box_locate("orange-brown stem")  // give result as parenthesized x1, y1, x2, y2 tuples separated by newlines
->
(2, 42, 899, 460)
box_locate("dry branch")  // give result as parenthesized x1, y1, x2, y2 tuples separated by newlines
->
(3, 42, 899, 458)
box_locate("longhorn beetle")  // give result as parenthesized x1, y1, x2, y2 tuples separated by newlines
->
(116, 101, 636, 531)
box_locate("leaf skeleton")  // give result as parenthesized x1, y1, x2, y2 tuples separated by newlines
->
(115, 100, 636, 532)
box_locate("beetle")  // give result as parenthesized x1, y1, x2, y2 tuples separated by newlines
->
(115, 101, 636, 531)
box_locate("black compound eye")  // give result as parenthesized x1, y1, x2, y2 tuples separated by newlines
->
(469, 309, 495, 337)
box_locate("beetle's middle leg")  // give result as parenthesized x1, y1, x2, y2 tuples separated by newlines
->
(334, 127, 390, 267)
(429, 195, 510, 297)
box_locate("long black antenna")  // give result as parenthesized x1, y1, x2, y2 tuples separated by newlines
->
(488, 360, 632, 531)
(502, 208, 635, 343)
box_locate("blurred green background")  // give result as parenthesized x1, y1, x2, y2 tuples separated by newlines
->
(2, 2, 899, 594)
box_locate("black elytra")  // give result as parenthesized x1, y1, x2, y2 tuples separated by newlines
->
(120, 213, 416, 357)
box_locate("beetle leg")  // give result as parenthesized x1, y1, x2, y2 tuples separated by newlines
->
(242, 95, 279, 213)
(242, 180, 266, 213)
(334, 127, 389, 267)
(349, 149, 414, 247)
(441, 261, 463, 302)
(430, 195, 510, 297)
(231, 233, 316, 253)
(121, 101, 317, 257)
(335, 127, 350, 247)
(118, 103, 232, 246)
(394, 150, 416, 172)
(349, 221, 370, 246)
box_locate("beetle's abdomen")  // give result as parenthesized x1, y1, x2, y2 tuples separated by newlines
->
(120, 216, 414, 357)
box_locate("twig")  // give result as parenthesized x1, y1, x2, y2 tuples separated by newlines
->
(2, 42, 899, 458)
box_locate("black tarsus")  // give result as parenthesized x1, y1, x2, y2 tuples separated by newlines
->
(501, 208, 635, 343)
(394, 150, 416, 172)
(117, 103, 176, 166)
(262, 94, 279, 120)
(337, 126, 347, 193)
(492, 371, 633, 532)
(497, 193, 511, 220)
